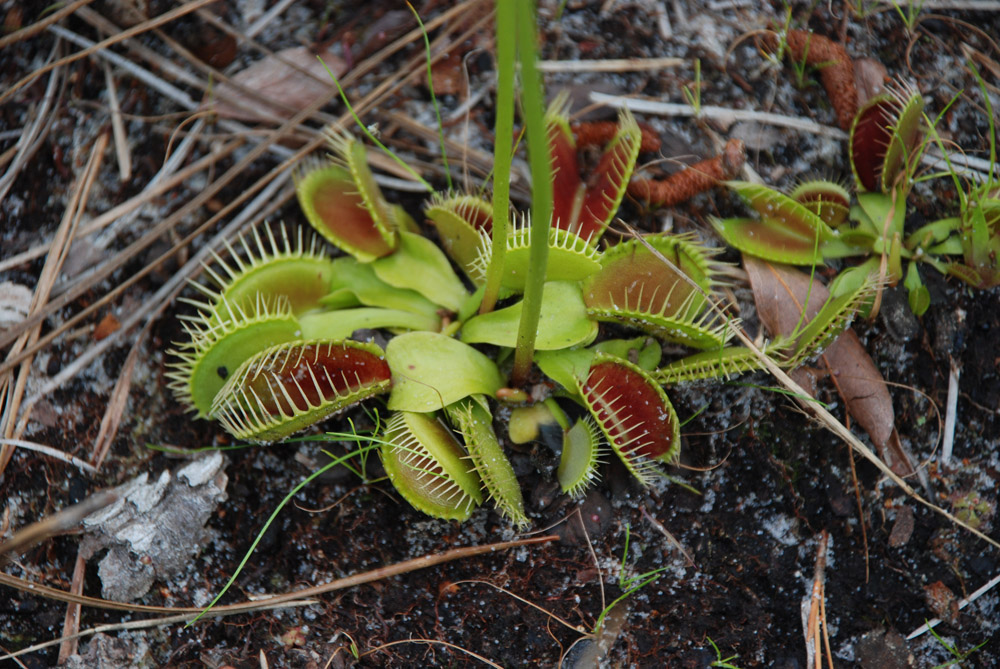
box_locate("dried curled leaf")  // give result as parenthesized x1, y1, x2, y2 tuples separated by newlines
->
(628, 138, 745, 207)
(762, 30, 857, 131)
(209, 45, 345, 123)
(743, 257, 915, 476)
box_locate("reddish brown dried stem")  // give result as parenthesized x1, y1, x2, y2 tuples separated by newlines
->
(571, 120, 661, 153)
(763, 30, 858, 131)
(628, 138, 746, 206)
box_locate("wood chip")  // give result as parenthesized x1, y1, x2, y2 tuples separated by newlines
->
(92, 313, 121, 341)
(888, 504, 914, 547)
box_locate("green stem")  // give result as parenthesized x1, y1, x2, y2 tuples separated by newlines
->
(510, 0, 552, 387)
(480, 0, 516, 315)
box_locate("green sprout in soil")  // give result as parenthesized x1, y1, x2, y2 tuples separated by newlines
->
(591, 523, 669, 634)
(190, 418, 387, 624)
(927, 622, 988, 669)
(706, 636, 743, 669)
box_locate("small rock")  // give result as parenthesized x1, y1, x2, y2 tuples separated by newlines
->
(854, 628, 913, 669)
(64, 632, 152, 669)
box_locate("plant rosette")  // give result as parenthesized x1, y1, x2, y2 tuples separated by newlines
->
(169, 103, 875, 524)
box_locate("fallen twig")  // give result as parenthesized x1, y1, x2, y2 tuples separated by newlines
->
(590, 92, 848, 139)
(941, 357, 961, 466)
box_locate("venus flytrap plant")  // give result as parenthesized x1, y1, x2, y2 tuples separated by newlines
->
(168, 104, 859, 519)
(166, 2, 880, 527)
(930, 64, 1000, 290)
(710, 79, 980, 316)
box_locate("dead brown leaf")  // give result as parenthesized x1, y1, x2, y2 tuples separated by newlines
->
(208, 45, 346, 123)
(429, 49, 466, 97)
(743, 257, 916, 477)
(853, 57, 889, 107)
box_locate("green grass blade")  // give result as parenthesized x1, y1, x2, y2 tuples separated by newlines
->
(319, 58, 433, 192)
(407, 2, 451, 191)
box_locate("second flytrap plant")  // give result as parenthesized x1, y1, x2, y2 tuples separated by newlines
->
(167, 5, 873, 527)
(712, 77, 1000, 316)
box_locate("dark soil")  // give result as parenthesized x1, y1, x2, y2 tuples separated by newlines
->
(2, 1, 1000, 667)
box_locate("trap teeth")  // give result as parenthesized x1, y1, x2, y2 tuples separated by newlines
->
(166, 294, 300, 418)
(583, 235, 730, 349)
(558, 416, 605, 499)
(380, 410, 483, 521)
(446, 398, 527, 527)
(581, 354, 680, 487)
(210, 339, 391, 443)
(295, 131, 399, 262)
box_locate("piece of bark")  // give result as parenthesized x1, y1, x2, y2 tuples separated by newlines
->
(81, 452, 228, 601)
(888, 504, 915, 547)
(743, 257, 916, 477)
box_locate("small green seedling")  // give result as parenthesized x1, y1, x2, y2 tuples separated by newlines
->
(706, 636, 743, 669)
(592, 524, 669, 634)
(927, 622, 988, 669)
